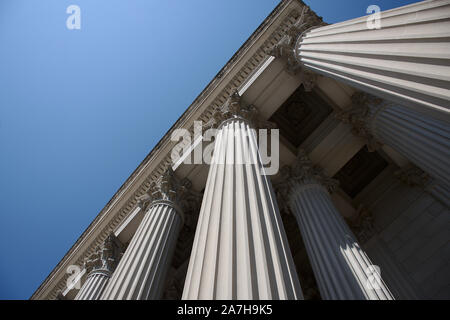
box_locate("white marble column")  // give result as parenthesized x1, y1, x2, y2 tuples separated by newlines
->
(273, 1, 450, 191)
(76, 272, 110, 300)
(100, 169, 194, 300)
(295, 0, 450, 119)
(75, 234, 122, 300)
(337, 92, 450, 188)
(280, 151, 394, 300)
(182, 92, 303, 300)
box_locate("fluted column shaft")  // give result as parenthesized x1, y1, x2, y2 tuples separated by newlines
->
(101, 200, 182, 300)
(279, 152, 394, 300)
(296, 0, 450, 118)
(288, 180, 393, 300)
(74, 234, 122, 300)
(182, 110, 302, 299)
(75, 271, 110, 300)
(369, 102, 450, 187)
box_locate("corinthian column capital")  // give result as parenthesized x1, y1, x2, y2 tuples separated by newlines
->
(213, 91, 257, 125)
(279, 150, 338, 193)
(84, 234, 123, 277)
(75, 234, 123, 300)
(335, 92, 388, 152)
(267, 5, 324, 90)
(276, 150, 338, 216)
(137, 168, 201, 224)
(209, 91, 276, 130)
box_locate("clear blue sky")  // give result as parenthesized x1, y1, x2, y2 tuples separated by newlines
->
(0, 0, 421, 300)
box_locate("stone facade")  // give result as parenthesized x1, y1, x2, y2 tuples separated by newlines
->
(32, 0, 450, 300)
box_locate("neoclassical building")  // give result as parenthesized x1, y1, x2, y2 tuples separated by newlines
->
(31, 0, 450, 300)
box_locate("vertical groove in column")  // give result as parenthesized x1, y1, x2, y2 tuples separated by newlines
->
(182, 118, 303, 300)
(75, 273, 110, 300)
(289, 182, 394, 300)
(301, 187, 354, 299)
(372, 104, 450, 186)
(100, 204, 182, 300)
(296, 0, 450, 115)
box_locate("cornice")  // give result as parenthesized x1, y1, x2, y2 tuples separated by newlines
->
(31, 0, 322, 299)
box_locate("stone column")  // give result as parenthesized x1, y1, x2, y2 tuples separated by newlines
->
(100, 169, 197, 300)
(294, 0, 450, 119)
(182, 92, 303, 300)
(279, 151, 394, 300)
(75, 234, 122, 300)
(337, 92, 450, 188)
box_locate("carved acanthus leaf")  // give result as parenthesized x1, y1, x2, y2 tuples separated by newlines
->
(84, 234, 123, 275)
(210, 91, 276, 130)
(291, 150, 338, 192)
(139, 168, 202, 220)
(335, 92, 384, 152)
(275, 150, 338, 211)
(267, 5, 325, 90)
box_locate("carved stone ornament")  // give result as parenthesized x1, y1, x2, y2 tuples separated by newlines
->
(267, 5, 325, 90)
(84, 234, 123, 276)
(292, 149, 338, 191)
(394, 165, 430, 188)
(207, 91, 277, 130)
(137, 168, 202, 221)
(335, 92, 385, 152)
(276, 150, 338, 214)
